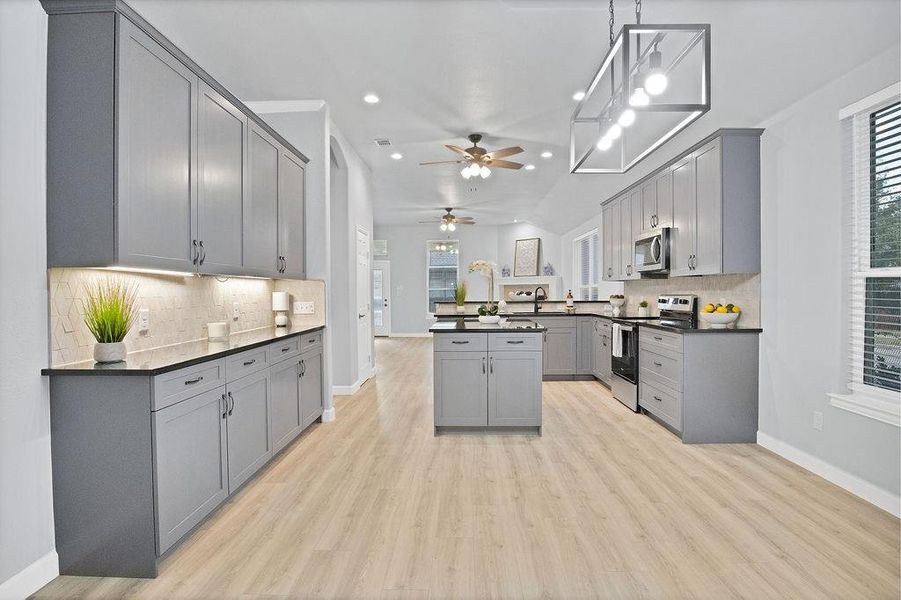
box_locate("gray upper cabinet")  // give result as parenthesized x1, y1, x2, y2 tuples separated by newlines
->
(42, 3, 309, 277)
(279, 151, 306, 279)
(599, 129, 761, 281)
(434, 351, 488, 426)
(225, 370, 272, 492)
(153, 386, 228, 555)
(197, 82, 247, 275)
(245, 125, 281, 276)
(300, 349, 324, 428)
(487, 352, 542, 427)
(117, 18, 198, 272)
(269, 357, 302, 454)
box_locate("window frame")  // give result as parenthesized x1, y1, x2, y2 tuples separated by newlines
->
(426, 239, 459, 317)
(573, 229, 600, 301)
(829, 84, 901, 427)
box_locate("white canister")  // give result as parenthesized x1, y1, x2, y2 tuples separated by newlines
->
(208, 321, 229, 341)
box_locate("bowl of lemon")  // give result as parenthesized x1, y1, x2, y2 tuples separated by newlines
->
(699, 302, 741, 328)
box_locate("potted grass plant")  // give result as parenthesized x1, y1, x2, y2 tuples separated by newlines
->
(454, 281, 467, 314)
(638, 299, 650, 317)
(84, 278, 139, 363)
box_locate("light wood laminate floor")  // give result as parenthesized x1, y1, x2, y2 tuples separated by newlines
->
(35, 338, 899, 599)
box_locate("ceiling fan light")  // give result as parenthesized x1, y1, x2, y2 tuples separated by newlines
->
(448, 223, 456, 232)
(469, 163, 482, 176)
(480, 166, 491, 178)
(596, 136, 613, 151)
(629, 87, 650, 107)
(440, 223, 448, 231)
(461, 167, 472, 179)
(617, 109, 636, 127)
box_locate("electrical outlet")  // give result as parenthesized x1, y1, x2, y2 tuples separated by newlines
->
(294, 301, 314, 315)
(232, 302, 240, 320)
(813, 411, 824, 431)
(138, 308, 150, 332)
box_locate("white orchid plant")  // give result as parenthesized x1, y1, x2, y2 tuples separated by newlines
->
(468, 260, 498, 316)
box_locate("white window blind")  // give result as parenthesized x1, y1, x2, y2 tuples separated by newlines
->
(573, 230, 600, 300)
(838, 94, 901, 421)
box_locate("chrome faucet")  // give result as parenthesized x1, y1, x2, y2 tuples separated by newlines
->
(534, 286, 547, 312)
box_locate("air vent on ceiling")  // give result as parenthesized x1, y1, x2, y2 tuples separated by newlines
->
(373, 138, 391, 147)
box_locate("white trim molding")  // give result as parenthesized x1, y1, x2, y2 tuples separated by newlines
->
(838, 82, 901, 120)
(388, 333, 433, 338)
(0, 550, 59, 600)
(332, 381, 362, 396)
(321, 407, 336, 422)
(757, 431, 900, 518)
(828, 386, 900, 427)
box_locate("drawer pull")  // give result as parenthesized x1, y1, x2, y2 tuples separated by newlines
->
(308, 338, 317, 344)
(653, 361, 662, 367)
(184, 376, 204, 385)
(653, 395, 663, 402)
(281, 347, 290, 353)
(653, 336, 663, 341)
(243, 359, 256, 366)
(451, 340, 470, 345)
(506, 340, 525, 344)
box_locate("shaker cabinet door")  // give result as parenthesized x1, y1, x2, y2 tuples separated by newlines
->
(197, 82, 247, 275)
(278, 151, 306, 279)
(153, 387, 228, 555)
(693, 141, 723, 275)
(655, 169, 674, 229)
(300, 350, 324, 428)
(225, 370, 272, 492)
(434, 352, 488, 426)
(269, 357, 302, 454)
(670, 156, 696, 277)
(488, 352, 542, 427)
(641, 179, 657, 231)
(245, 124, 281, 276)
(543, 328, 577, 376)
(117, 18, 197, 272)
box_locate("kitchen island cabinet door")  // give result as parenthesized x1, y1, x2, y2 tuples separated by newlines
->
(488, 352, 542, 427)
(117, 18, 198, 272)
(225, 370, 272, 492)
(153, 387, 228, 555)
(269, 357, 302, 454)
(300, 350, 324, 428)
(434, 351, 488, 426)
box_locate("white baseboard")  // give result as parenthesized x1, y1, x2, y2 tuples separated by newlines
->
(321, 407, 336, 422)
(388, 333, 432, 338)
(332, 380, 361, 396)
(757, 431, 900, 517)
(0, 550, 58, 600)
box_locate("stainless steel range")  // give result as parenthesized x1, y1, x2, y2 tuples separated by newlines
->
(652, 294, 699, 329)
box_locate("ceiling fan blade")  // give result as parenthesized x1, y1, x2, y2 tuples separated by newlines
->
(419, 159, 466, 165)
(445, 145, 474, 158)
(417, 220, 441, 223)
(454, 217, 476, 223)
(456, 221, 476, 225)
(487, 159, 524, 170)
(484, 146, 524, 160)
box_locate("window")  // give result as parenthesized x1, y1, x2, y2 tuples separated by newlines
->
(573, 230, 600, 300)
(832, 89, 901, 425)
(427, 240, 459, 313)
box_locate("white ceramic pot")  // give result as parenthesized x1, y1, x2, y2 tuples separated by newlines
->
(94, 342, 126, 364)
(456, 305, 466, 314)
(609, 297, 626, 317)
(478, 315, 501, 324)
(637, 307, 650, 317)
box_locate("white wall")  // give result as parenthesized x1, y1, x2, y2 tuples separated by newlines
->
(0, 1, 58, 597)
(757, 45, 901, 507)
(496, 222, 561, 278)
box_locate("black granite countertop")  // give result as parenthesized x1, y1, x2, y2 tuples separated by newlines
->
(435, 311, 648, 319)
(638, 320, 763, 334)
(41, 324, 325, 376)
(429, 319, 547, 333)
(435, 312, 762, 333)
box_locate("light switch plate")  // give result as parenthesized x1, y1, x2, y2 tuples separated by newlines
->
(138, 308, 150, 332)
(232, 302, 240, 320)
(294, 301, 314, 315)
(813, 411, 824, 431)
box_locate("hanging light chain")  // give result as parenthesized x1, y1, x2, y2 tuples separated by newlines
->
(635, 0, 641, 24)
(608, 0, 615, 48)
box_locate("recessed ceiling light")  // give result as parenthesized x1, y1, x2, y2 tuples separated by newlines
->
(524, 164, 536, 171)
(390, 152, 403, 160)
(572, 90, 586, 101)
(363, 93, 380, 104)
(513, 218, 519, 223)
(540, 151, 553, 158)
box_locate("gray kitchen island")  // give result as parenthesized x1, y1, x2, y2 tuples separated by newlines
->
(430, 319, 546, 434)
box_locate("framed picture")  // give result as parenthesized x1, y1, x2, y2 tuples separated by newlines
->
(514, 238, 541, 276)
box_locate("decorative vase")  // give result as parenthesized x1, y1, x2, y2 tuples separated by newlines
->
(478, 315, 501, 324)
(94, 341, 126, 364)
(609, 297, 626, 317)
(637, 307, 649, 317)
(456, 305, 466, 314)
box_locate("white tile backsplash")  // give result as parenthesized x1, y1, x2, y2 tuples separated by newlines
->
(48, 268, 326, 366)
(623, 273, 760, 327)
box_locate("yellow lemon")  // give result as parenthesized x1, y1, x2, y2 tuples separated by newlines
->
(732, 305, 741, 313)
(704, 304, 716, 313)
(716, 306, 728, 314)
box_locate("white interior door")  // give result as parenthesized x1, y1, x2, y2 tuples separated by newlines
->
(372, 260, 391, 337)
(356, 228, 372, 376)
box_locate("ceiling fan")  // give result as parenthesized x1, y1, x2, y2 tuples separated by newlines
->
(418, 208, 476, 231)
(419, 134, 524, 179)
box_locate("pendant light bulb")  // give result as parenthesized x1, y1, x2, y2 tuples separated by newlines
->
(645, 49, 668, 96)
(469, 163, 482, 176)
(596, 136, 613, 151)
(617, 109, 636, 127)
(480, 166, 491, 178)
(629, 87, 650, 107)
(448, 223, 456, 232)
(461, 166, 472, 179)
(606, 123, 622, 141)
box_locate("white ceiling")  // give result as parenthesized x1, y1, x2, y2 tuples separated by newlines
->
(130, 0, 900, 233)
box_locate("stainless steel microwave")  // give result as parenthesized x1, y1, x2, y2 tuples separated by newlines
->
(634, 228, 670, 273)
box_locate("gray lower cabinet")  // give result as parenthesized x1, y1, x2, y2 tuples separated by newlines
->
(225, 370, 272, 491)
(577, 318, 593, 375)
(153, 386, 228, 555)
(300, 349, 324, 428)
(434, 351, 488, 426)
(599, 322, 612, 383)
(269, 357, 302, 454)
(487, 352, 542, 427)
(542, 319, 577, 377)
(591, 318, 612, 384)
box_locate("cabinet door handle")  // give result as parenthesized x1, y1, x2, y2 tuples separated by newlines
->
(192, 240, 199, 265)
(653, 336, 663, 341)
(184, 376, 204, 385)
(282, 257, 287, 273)
(221, 393, 228, 419)
(301, 359, 306, 377)
(227, 391, 234, 415)
(653, 361, 662, 367)
(308, 338, 317, 344)
(482, 357, 486, 374)
(242, 359, 256, 366)
(198, 241, 205, 266)
(506, 340, 524, 344)
(653, 395, 663, 402)
(489, 356, 494, 374)
(451, 340, 469, 344)
(281, 347, 290, 353)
